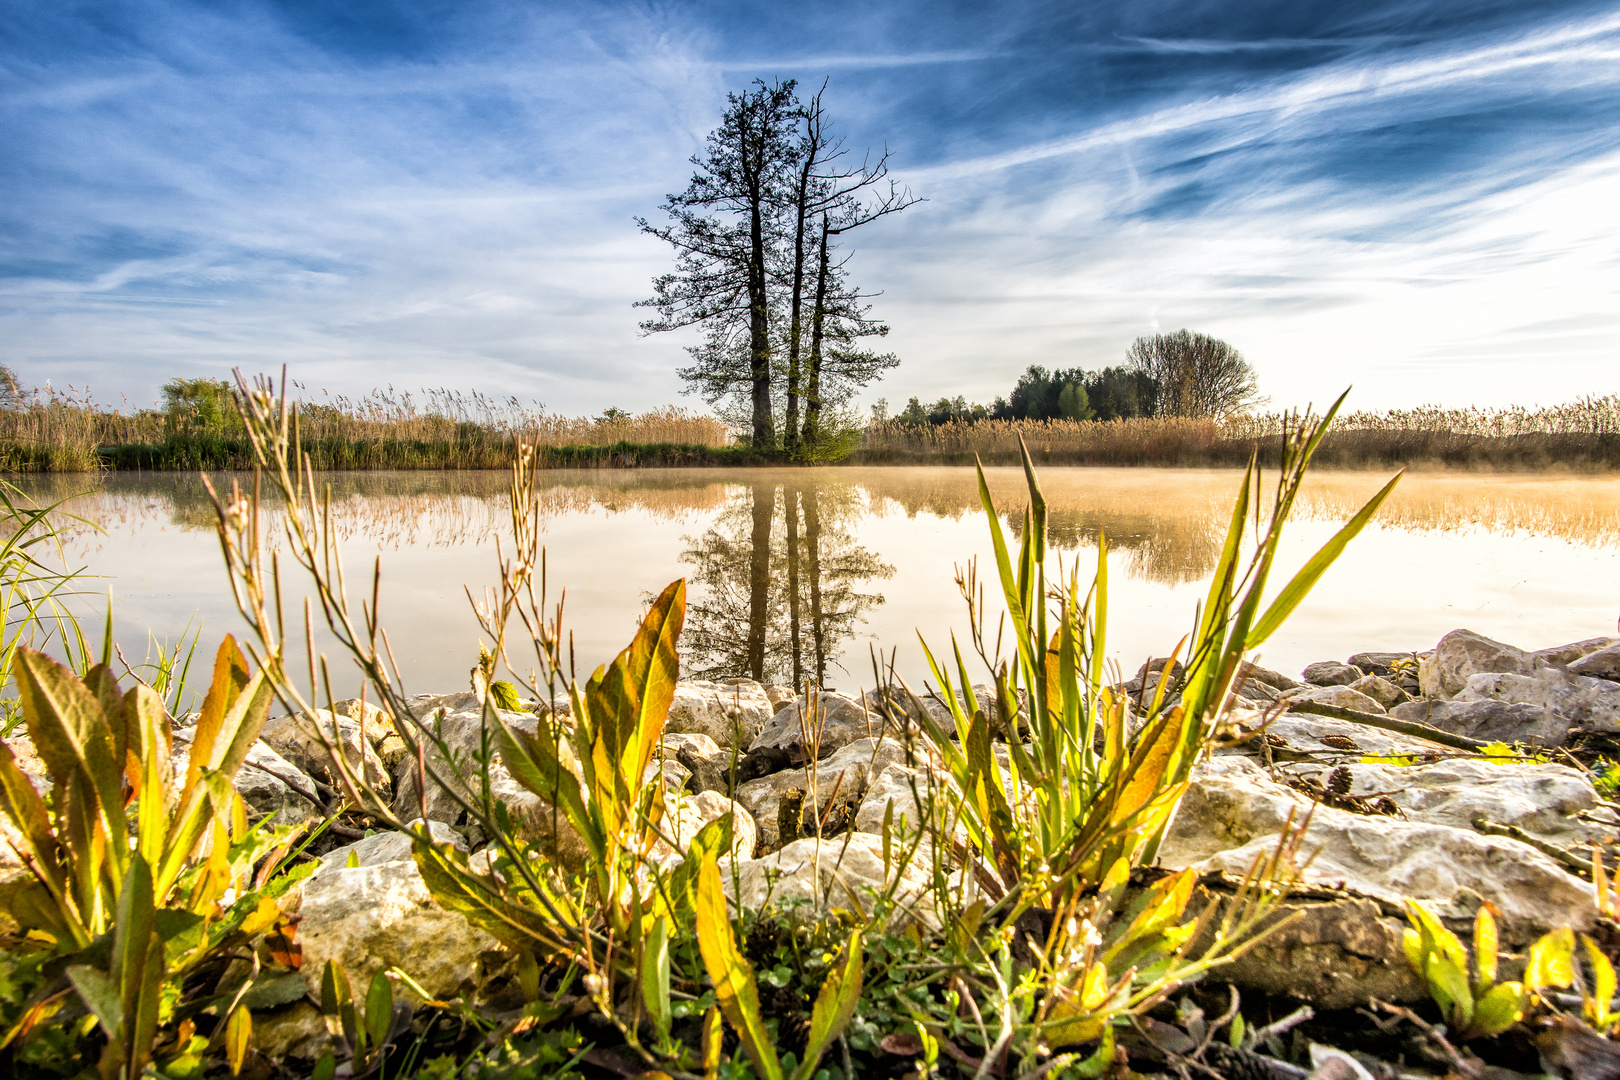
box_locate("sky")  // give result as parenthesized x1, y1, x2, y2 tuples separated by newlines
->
(3, 0, 1619, 417)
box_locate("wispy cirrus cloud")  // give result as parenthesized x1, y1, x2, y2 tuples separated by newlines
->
(1, 0, 1616, 414)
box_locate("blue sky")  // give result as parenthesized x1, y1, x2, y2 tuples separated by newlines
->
(4, 0, 1619, 415)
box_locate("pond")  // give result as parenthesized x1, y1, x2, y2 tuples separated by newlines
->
(20, 466, 1620, 703)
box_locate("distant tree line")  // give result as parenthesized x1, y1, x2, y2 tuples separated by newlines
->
(880, 329, 1261, 426)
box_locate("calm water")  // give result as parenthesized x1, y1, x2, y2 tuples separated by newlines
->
(20, 467, 1620, 702)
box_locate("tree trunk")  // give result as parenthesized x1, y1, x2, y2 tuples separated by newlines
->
(785, 484, 802, 690)
(803, 215, 832, 448)
(784, 162, 812, 456)
(747, 482, 774, 680)
(804, 484, 825, 688)
(747, 194, 775, 451)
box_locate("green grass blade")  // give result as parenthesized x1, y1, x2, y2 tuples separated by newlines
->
(1249, 470, 1402, 646)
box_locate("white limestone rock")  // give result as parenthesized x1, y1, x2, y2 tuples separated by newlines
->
(1420, 630, 1541, 700)
(292, 849, 502, 1000)
(261, 710, 392, 796)
(665, 680, 775, 748)
(1162, 757, 1596, 943)
(1283, 684, 1386, 714)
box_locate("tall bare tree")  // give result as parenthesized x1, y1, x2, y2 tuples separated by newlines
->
(641, 79, 915, 452)
(781, 83, 916, 452)
(638, 81, 798, 449)
(801, 213, 900, 446)
(1125, 329, 1261, 418)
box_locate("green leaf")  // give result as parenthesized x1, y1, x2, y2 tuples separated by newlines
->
(693, 851, 782, 1080)
(489, 679, 525, 713)
(1072, 1022, 1116, 1078)
(1249, 471, 1402, 646)
(1470, 981, 1525, 1037)
(225, 1005, 252, 1077)
(66, 964, 122, 1039)
(1425, 952, 1474, 1032)
(1473, 905, 1499, 990)
(1526, 927, 1576, 992)
(794, 929, 864, 1080)
(642, 915, 672, 1039)
(364, 970, 393, 1053)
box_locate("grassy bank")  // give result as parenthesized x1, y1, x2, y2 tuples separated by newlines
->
(857, 396, 1620, 470)
(2, 382, 1617, 472)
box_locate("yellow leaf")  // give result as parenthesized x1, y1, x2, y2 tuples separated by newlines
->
(1474, 904, 1499, 990)
(225, 1006, 252, 1077)
(1526, 927, 1576, 993)
(1583, 934, 1617, 1031)
(693, 854, 781, 1080)
(1079, 962, 1108, 1010)
(239, 896, 283, 938)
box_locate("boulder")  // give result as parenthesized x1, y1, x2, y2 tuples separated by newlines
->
(1420, 630, 1539, 700)
(172, 735, 321, 829)
(751, 693, 882, 757)
(650, 790, 757, 862)
(855, 763, 938, 837)
(1346, 759, 1605, 846)
(763, 683, 797, 709)
(1301, 661, 1363, 687)
(1570, 644, 1620, 683)
(1454, 669, 1620, 732)
(316, 819, 467, 874)
(724, 835, 962, 931)
(1251, 713, 1437, 758)
(735, 737, 914, 849)
(1532, 636, 1620, 668)
(1202, 896, 1422, 1010)
(1234, 680, 1281, 704)
(261, 710, 392, 797)
(391, 709, 590, 868)
(1236, 661, 1300, 692)
(665, 680, 775, 749)
(1163, 757, 1596, 945)
(1392, 698, 1568, 747)
(292, 848, 503, 1001)
(1284, 685, 1386, 714)
(1347, 675, 1408, 710)
(407, 691, 481, 720)
(1348, 652, 1416, 678)
(663, 733, 733, 794)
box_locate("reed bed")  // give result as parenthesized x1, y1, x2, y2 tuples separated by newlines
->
(857, 396, 1620, 470)
(0, 384, 732, 472)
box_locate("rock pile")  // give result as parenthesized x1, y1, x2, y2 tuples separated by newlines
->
(9, 626, 1614, 1036)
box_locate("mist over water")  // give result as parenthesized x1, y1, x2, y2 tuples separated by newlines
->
(22, 467, 1620, 704)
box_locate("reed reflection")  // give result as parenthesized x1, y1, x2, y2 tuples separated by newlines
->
(678, 479, 893, 687)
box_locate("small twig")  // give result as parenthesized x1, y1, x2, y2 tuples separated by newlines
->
(1286, 700, 1489, 752)
(1369, 998, 1478, 1078)
(1472, 815, 1596, 878)
(1248, 1004, 1314, 1049)
(1190, 985, 1241, 1060)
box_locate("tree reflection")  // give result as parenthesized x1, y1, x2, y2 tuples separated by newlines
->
(680, 478, 894, 687)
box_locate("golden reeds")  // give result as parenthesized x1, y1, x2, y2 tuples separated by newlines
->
(0, 382, 731, 472)
(857, 396, 1620, 470)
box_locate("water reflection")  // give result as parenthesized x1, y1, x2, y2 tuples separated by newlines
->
(11, 467, 1620, 695)
(679, 479, 893, 687)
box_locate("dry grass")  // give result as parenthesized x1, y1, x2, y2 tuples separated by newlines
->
(858, 416, 1229, 465)
(857, 396, 1620, 470)
(0, 384, 731, 472)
